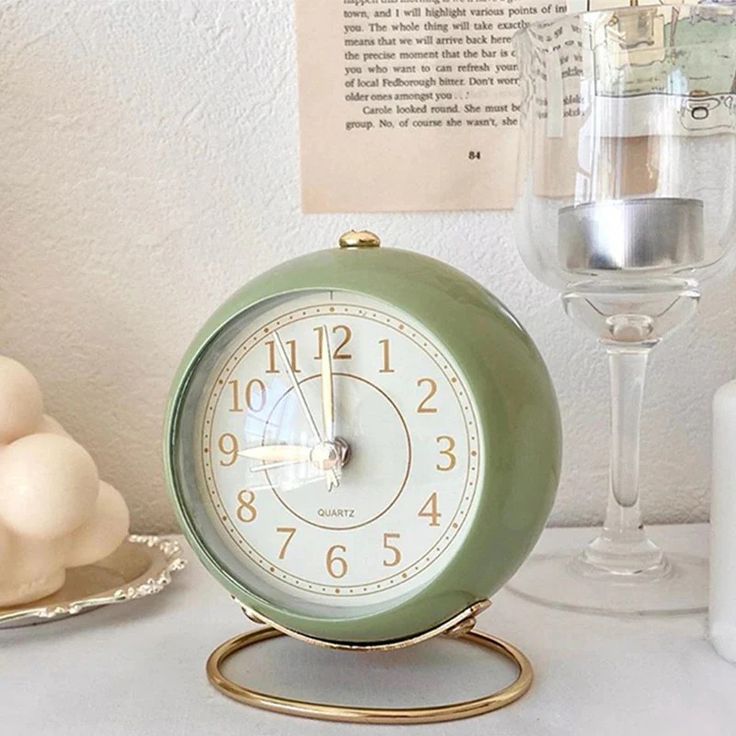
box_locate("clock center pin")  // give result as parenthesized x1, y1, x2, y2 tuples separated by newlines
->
(310, 437, 350, 472)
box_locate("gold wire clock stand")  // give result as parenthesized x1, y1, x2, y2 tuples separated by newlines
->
(206, 600, 533, 725)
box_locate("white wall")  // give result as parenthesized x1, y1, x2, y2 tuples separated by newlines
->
(1, 0, 733, 533)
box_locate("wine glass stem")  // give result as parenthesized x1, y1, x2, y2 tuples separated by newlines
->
(608, 345, 649, 510)
(578, 343, 667, 577)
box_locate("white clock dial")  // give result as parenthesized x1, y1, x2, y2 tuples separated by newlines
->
(195, 290, 482, 612)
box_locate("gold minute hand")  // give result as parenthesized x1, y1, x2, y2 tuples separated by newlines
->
(321, 326, 335, 443)
(320, 326, 337, 492)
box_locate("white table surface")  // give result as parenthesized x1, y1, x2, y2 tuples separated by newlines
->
(3, 524, 734, 736)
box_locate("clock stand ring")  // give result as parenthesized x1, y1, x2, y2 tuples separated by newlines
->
(206, 599, 533, 725)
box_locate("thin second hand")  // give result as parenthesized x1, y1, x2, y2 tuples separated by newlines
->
(274, 332, 322, 439)
(274, 332, 339, 487)
(250, 459, 304, 474)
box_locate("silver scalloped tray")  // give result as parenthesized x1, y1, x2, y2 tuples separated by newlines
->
(0, 534, 187, 628)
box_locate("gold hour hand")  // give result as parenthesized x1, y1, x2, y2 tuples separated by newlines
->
(237, 445, 312, 463)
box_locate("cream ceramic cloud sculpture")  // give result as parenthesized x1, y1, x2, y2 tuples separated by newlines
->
(0, 357, 129, 607)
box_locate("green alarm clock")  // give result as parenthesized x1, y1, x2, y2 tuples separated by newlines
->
(164, 230, 561, 656)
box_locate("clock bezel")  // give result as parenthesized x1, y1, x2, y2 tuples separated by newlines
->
(164, 245, 561, 647)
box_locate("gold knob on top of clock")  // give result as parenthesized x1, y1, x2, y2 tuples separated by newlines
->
(339, 230, 381, 249)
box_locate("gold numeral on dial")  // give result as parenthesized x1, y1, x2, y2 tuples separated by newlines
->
(245, 379, 267, 412)
(265, 340, 277, 374)
(228, 380, 242, 412)
(236, 490, 257, 522)
(332, 325, 352, 359)
(227, 378, 267, 413)
(218, 433, 240, 466)
(276, 527, 296, 559)
(266, 338, 300, 373)
(379, 339, 395, 373)
(326, 544, 348, 579)
(418, 492, 441, 527)
(314, 325, 353, 360)
(416, 378, 438, 414)
(436, 435, 457, 471)
(382, 533, 402, 567)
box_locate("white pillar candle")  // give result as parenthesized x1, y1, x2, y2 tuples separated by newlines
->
(711, 380, 736, 663)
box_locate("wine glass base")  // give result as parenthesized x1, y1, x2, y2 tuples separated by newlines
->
(506, 550, 707, 616)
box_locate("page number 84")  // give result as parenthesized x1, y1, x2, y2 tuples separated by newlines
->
(468, 151, 482, 160)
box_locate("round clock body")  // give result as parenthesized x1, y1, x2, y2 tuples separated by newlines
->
(164, 235, 561, 648)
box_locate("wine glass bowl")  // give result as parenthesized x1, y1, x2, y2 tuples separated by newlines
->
(509, 4, 736, 614)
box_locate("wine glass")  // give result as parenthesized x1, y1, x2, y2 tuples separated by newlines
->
(510, 4, 736, 614)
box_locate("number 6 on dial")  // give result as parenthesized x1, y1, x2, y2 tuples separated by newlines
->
(326, 545, 348, 579)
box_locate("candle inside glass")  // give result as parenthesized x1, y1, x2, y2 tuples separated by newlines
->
(558, 198, 705, 274)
